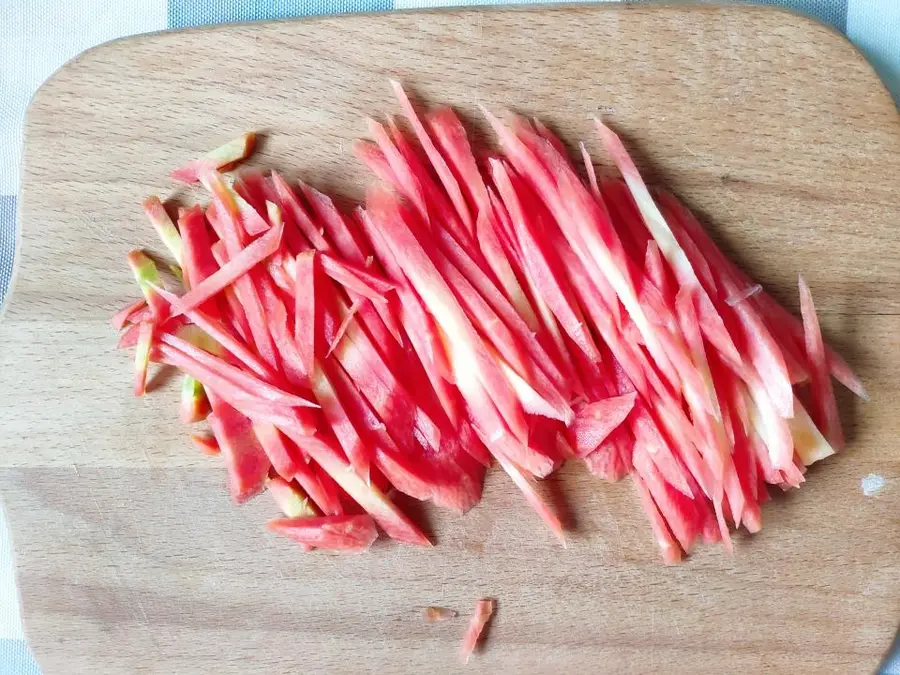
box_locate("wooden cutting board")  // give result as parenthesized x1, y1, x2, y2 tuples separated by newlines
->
(2, 5, 898, 674)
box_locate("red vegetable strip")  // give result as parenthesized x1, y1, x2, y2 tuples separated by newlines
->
(632, 473, 683, 565)
(357, 208, 466, 434)
(495, 449, 565, 544)
(154, 286, 274, 380)
(736, 368, 795, 472)
(207, 393, 271, 503)
(438, 253, 571, 423)
(298, 183, 367, 262)
(320, 253, 395, 299)
(254, 274, 309, 388)
(357, 207, 455, 383)
(170, 132, 256, 184)
(644, 241, 674, 303)
(352, 139, 397, 188)
(285, 430, 431, 546)
(484, 110, 692, 405)
(475, 209, 541, 334)
(657, 189, 862, 397)
(297, 191, 405, 347)
(798, 276, 844, 450)
(674, 287, 735, 512)
(168, 217, 284, 315)
(327, 291, 445, 457)
(310, 360, 373, 482)
(491, 160, 603, 365)
(190, 433, 219, 456)
(143, 196, 184, 267)
(111, 298, 147, 331)
(507, 120, 629, 336)
(116, 315, 185, 350)
(180, 375, 209, 423)
(460, 599, 495, 664)
(579, 142, 601, 198)
(233, 172, 270, 223)
(234, 189, 271, 237)
(531, 118, 568, 157)
(211, 272, 251, 342)
(289, 456, 343, 516)
(180, 206, 225, 311)
(658, 194, 797, 416)
(326, 297, 365, 359)
(267, 514, 378, 552)
(632, 443, 700, 554)
(133, 321, 154, 397)
(426, 106, 490, 214)
(758, 290, 864, 397)
(387, 118, 478, 252)
(391, 81, 474, 232)
(268, 476, 317, 519)
(126, 250, 169, 320)
(562, 170, 717, 418)
(489, 191, 573, 376)
(159, 331, 316, 408)
(584, 441, 630, 482)
(290, 250, 317, 378)
(253, 422, 305, 481)
(571, 393, 636, 458)
(627, 404, 692, 498)
(269, 172, 331, 253)
(366, 117, 429, 222)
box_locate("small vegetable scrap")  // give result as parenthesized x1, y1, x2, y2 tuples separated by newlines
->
(460, 599, 495, 663)
(424, 606, 458, 623)
(112, 82, 865, 563)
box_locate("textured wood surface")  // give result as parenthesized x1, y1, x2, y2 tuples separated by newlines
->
(2, 5, 898, 674)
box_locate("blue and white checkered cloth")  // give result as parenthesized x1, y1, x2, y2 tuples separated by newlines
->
(0, 1, 897, 673)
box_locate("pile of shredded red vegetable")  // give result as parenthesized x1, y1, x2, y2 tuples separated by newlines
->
(113, 82, 866, 565)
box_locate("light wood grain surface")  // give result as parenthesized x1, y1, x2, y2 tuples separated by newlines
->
(1, 5, 898, 674)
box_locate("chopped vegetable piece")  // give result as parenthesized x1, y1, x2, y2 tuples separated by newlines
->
(253, 422, 305, 480)
(180, 375, 209, 423)
(424, 606, 458, 623)
(171, 132, 257, 183)
(320, 253, 395, 300)
(571, 393, 636, 457)
(633, 474, 683, 565)
(159, 331, 317, 408)
(111, 298, 147, 331)
(142, 196, 184, 267)
(325, 297, 365, 359)
(294, 250, 317, 378)
(798, 276, 844, 451)
(268, 476, 317, 518)
(133, 321, 154, 396)
(207, 394, 271, 503)
(126, 250, 169, 320)
(267, 514, 378, 552)
(190, 433, 220, 455)
(391, 81, 473, 232)
(460, 599, 495, 664)
(168, 217, 284, 315)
